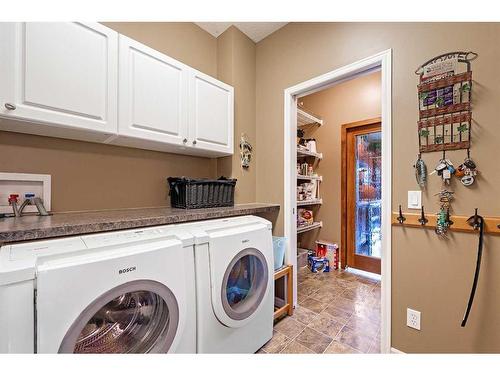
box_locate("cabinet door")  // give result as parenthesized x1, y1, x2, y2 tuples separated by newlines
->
(0, 23, 118, 137)
(188, 70, 234, 156)
(118, 36, 189, 147)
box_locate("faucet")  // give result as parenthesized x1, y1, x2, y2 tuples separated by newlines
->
(18, 193, 50, 216)
(8, 194, 21, 217)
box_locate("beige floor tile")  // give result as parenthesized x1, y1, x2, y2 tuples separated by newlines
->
(293, 305, 318, 325)
(280, 340, 316, 354)
(323, 304, 352, 324)
(330, 296, 360, 313)
(286, 267, 381, 356)
(297, 291, 309, 303)
(295, 327, 333, 354)
(341, 288, 367, 302)
(346, 314, 380, 337)
(323, 340, 361, 354)
(355, 275, 379, 286)
(300, 297, 329, 314)
(261, 330, 292, 353)
(274, 316, 306, 339)
(309, 287, 339, 303)
(307, 312, 345, 339)
(368, 338, 381, 354)
(336, 326, 374, 353)
(353, 303, 381, 323)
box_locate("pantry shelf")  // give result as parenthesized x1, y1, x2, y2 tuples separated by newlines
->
(297, 148, 323, 159)
(297, 199, 323, 207)
(297, 175, 322, 181)
(297, 108, 323, 128)
(297, 221, 323, 234)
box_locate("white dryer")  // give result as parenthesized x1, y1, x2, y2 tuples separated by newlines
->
(0, 226, 196, 353)
(179, 215, 274, 353)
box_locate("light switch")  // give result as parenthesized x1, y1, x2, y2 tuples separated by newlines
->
(408, 190, 422, 209)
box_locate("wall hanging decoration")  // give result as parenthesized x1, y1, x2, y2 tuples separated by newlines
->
(239, 133, 252, 169)
(415, 51, 478, 153)
(413, 154, 427, 188)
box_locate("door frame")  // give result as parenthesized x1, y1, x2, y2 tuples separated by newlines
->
(283, 49, 392, 353)
(341, 118, 382, 274)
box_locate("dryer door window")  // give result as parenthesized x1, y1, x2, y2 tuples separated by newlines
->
(59, 280, 179, 353)
(221, 248, 269, 321)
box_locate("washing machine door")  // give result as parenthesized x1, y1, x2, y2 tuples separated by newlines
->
(58, 280, 179, 354)
(209, 224, 272, 328)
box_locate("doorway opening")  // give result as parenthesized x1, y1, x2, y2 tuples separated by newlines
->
(282, 50, 392, 354)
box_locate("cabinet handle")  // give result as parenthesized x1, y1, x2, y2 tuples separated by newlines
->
(183, 138, 188, 143)
(192, 140, 197, 145)
(4, 103, 16, 111)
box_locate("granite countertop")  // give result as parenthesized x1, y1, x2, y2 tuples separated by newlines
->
(0, 203, 280, 244)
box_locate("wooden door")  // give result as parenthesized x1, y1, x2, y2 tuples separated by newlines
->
(342, 118, 382, 274)
(0, 22, 118, 136)
(118, 35, 189, 146)
(188, 70, 234, 156)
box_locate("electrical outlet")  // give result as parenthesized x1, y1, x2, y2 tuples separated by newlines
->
(407, 308, 421, 330)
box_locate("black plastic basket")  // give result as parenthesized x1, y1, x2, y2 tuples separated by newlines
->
(167, 177, 237, 209)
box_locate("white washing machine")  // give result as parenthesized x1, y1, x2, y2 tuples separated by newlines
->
(178, 215, 274, 353)
(0, 225, 196, 353)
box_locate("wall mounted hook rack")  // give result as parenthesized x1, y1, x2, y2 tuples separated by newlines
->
(392, 210, 500, 236)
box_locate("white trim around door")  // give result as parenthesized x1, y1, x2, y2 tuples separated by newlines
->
(283, 49, 392, 353)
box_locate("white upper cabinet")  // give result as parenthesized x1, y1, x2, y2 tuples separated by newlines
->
(189, 70, 234, 156)
(0, 23, 118, 140)
(117, 35, 189, 149)
(0, 23, 234, 157)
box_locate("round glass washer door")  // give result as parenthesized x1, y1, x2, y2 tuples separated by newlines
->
(221, 248, 269, 321)
(59, 280, 179, 354)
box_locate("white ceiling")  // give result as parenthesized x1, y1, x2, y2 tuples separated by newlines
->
(195, 22, 287, 43)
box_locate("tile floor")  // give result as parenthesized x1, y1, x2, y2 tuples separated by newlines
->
(259, 266, 381, 354)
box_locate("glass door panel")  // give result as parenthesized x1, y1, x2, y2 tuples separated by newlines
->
(354, 131, 382, 259)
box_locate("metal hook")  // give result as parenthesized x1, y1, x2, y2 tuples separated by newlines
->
(467, 208, 481, 230)
(397, 205, 406, 224)
(418, 206, 428, 225)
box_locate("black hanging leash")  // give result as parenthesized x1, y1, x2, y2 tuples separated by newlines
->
(461, 208, 484, 327)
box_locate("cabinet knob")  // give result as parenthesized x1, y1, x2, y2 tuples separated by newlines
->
(4, 103, 16, 111)
(183, 138, 188, 143)
(192, 140, 197, 145)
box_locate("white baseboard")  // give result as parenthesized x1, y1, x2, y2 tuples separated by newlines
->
(346, 267, 381, 281)
(390, 347, 406, 354)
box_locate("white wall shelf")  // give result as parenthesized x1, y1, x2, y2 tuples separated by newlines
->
(297, 108, 322, 128)
(297, 148, 323, 159)
(297, 174, 322, 181)
(297, 221, 323, 234)
(297, 198, 323, 207)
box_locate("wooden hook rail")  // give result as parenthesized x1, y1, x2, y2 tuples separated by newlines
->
(391, 211, 500, 235)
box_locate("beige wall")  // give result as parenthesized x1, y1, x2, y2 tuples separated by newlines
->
(0, 22, 220, 212)
(216, 26, 257, 203)
(298, 71, 381, 249)
(256, 23, 500, 352)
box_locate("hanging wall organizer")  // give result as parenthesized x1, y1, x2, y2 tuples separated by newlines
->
(415, 51, 478, 153)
